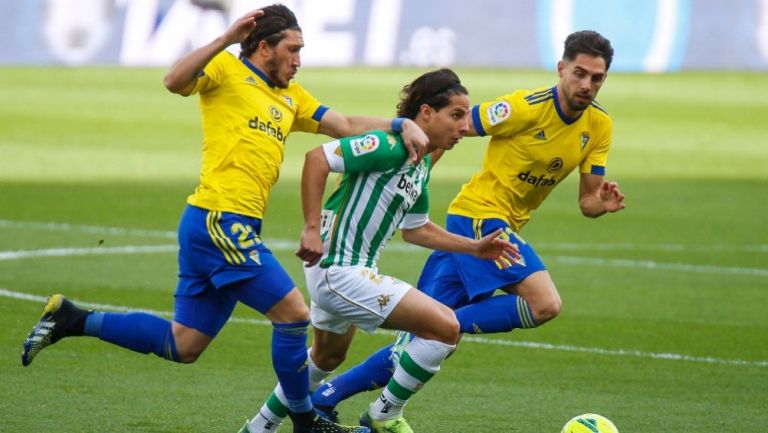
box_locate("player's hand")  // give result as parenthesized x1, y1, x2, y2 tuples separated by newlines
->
(474, 229, 522, 268)
(222, 9, 264, 45)
(296, 226, 324, 267)
(400, 119, 429, 163)
(599, 181, 626, 213)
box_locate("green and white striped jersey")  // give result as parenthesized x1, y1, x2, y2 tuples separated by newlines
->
(318, 130, 432, 269)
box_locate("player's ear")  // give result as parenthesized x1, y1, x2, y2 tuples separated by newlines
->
(257, 40, 272, 57)
(419, 103, 432, 121)
(557, 60, 565, 78)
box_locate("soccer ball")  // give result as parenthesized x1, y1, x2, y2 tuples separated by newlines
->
(561, 413, 618, 433)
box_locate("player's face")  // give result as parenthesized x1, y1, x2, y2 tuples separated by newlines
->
(557, 53, 607, 116)
(264, 29, 303, 88)
(423, 93, 471, 151)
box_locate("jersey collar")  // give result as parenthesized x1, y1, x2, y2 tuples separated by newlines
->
(241, 57, 275, 88)
(552, 86, 581, 125)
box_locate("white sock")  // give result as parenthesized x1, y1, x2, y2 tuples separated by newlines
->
(370, 337, 455, 420)
(249, 384, 288, 433)
(248, 411, 283, 433)
(307, 347, 334, 391)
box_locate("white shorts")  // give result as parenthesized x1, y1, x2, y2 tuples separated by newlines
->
(305, 264, 412, 334)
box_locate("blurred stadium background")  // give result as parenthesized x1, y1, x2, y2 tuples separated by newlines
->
(1, 1, 767, 432)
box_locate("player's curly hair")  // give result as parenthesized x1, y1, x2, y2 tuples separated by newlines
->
(563, 30, 614, 70)
(396, 68, 468, 119)
(240, 4, 301, 59)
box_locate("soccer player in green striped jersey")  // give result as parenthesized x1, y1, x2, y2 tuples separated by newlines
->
(241, 69, 520, 433)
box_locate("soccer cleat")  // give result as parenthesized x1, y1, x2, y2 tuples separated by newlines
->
(21, 294, 90, 366)
(310, 416, 369, 433)
(314, 405, 340, 423)
(359, 408, 413, 433)
(288, 410, 370, 433)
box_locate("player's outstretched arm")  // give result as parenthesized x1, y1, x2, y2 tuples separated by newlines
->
(296, 147, 330, 267)
(317, 110, 428, 162)
(402, 223, 520, 266)
(578, 173, 626, 217)
(163, 9, 264, 95)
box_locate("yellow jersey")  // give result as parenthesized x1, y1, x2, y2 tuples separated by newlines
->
(448, 86, 612, 232)
(186, 51, 327, 218)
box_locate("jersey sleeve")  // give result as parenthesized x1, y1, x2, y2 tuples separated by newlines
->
(321, 140, 345, 172)
(580, 113, 613, 175)
(471, 91, 532, 137)
(290, 85, 328, 133)
(187, 51, 228, 95)
(337, 131, 408, 173)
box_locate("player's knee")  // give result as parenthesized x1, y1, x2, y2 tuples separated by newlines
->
(268, 294, 310, 323)
(531, 297, 562, 324)
(285, 307, 310, 323)
(313, 351, 346, 371)
(174, 345, 205, 363)
(428, 309, 460, 345)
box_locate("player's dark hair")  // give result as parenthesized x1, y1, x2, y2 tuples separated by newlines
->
(240, 4, 301, 59)
(396, 68, 468, 119)
(562, 30, 614, 70)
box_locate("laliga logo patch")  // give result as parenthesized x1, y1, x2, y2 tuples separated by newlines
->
(350, 134, 380, 156)
(487, 101, 511, 126)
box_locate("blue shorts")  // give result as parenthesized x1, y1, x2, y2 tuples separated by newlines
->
(417, 214, 546, 310)
(173, 205, 295, 336)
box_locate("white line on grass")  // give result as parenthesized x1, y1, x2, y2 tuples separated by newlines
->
(0, 245, 177, 261)
(2, 288, 765, 368)
(2, 219, 767, 253)
(2, 244, 766, 278)
(548, 255, 768, 277)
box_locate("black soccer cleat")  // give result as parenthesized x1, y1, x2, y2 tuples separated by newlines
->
(288, 410, 369, 433)
(310, 416, 369, 433)
(314, 404, 341, 424)
(21, 294, 90, 366)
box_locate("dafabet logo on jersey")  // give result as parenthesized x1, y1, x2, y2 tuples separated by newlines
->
(487, 101, 511, 125)
(350, 134, 380, 156)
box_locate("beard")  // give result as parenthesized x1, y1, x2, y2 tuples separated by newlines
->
(265, 57, 289, 89)
(567, 92, 592, 112)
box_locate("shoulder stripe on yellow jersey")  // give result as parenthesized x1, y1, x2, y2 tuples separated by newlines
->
(526, 95, 554, 105)
(524, 88, 552, 101)
(524, 90, 554, 105)
(206, 211, 245, 265)
(590, 100, 608, 114)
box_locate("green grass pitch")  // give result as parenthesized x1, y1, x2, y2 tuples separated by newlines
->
(1, 67, 766, 432)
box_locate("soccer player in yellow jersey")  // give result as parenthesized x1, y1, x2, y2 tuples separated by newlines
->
(307, 30, 627, 422)
(20, 5, 428, 433)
